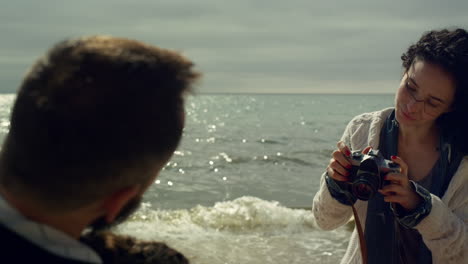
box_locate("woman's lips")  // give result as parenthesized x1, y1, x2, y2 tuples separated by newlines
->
(401, 110, 416, 120)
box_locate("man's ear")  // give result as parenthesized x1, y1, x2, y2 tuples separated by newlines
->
(101, 185, 140, 223)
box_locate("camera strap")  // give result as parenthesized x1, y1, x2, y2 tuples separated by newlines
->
(344, 193, 368, 264)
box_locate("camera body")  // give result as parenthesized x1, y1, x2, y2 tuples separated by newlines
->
(347, 149, 400, 200)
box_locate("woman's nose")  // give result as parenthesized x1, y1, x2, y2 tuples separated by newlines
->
(407, 97, 424, 113)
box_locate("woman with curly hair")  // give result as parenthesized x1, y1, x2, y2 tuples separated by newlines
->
(313, 28, 468, 264)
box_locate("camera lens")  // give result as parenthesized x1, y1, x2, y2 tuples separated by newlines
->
(353, 183, 373, 200)
(351, 172, 380, 200)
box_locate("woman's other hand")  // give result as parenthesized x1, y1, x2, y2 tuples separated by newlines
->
(378, 156, 423, 211)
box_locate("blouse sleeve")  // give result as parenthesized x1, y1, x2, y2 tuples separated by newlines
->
(312, 118, 356, 230)
(414, 158, 468, 264)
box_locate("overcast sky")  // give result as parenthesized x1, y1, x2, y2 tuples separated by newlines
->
(1, 0, 467, 94)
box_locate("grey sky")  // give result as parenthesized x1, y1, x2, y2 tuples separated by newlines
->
(1, 0, 467, 94)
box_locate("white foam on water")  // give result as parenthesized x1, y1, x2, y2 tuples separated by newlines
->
(113, 196, 350, 264)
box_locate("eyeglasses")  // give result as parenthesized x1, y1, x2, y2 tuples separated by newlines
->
(404, 80, 446, 117)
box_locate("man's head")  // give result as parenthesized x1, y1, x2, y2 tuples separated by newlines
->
(0, 36, 199, 217)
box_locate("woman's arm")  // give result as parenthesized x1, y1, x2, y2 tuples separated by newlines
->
(416, 161, 468, 264)
(312, 110, 387, 230)
(380, 157, 467, 263)
(312, 172, 354, 230)
(312, 118, 357, 230)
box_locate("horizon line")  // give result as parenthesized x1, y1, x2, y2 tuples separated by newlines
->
(0, 91, 395, 96)
(194, 92, 394, 96)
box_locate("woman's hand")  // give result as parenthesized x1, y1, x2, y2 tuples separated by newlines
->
(378, 156, 423, 211)
(326, 141, 353, 182)
(327, 142, 373, 182)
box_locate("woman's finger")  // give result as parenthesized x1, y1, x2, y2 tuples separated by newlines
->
(379, 183, 405, 195)
(337, 141, 351, 157)
(384, 173, 406, 185)
(329, 159, 350, 177)
(382, 193, 406, 204)
(390, 155, 408, 176)
(332, 150, 351, 169)
(382, 192, 421, 210)
(362, 146, 372, 155)
(327, 165, 348, 182)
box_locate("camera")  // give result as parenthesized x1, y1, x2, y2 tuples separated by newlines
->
(345, 149, 400, 201)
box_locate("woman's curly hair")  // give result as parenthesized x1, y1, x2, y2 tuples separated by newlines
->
(401, 28, 468, 155)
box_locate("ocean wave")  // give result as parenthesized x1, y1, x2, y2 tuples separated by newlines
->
(189, 196, 316, 232)
(206, 153, 317, 167)
(114, 196, 352, 264)
(255, 139, 285, 145)
(123, 196, 317, 234)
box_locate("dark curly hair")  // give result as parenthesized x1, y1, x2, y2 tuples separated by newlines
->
(401, 28, 468, 155)
(81, 231, 189, 264)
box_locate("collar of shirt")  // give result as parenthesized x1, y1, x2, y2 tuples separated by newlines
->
(0, 194, 102, 264)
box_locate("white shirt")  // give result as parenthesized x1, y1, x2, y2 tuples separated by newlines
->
(0, 194, 102, 264)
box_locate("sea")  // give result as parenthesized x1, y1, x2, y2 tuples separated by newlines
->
(0, 93, 394, 264)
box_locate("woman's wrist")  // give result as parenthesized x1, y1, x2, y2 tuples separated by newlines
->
(324, 171, 357, 206)
(390, 181, 432, 228)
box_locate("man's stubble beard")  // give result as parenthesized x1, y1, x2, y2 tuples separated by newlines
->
(88, 195, 143, 232)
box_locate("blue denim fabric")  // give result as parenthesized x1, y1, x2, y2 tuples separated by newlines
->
(324, 172, 357, 206)
(391, 181, 432, 229)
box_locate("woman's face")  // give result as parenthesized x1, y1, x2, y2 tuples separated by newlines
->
(394, 59, 456, 128)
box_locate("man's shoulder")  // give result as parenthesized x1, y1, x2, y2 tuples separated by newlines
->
(0, 223, 93, 264)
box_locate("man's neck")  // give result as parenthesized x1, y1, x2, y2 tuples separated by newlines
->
(0, 185, 97, 239)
